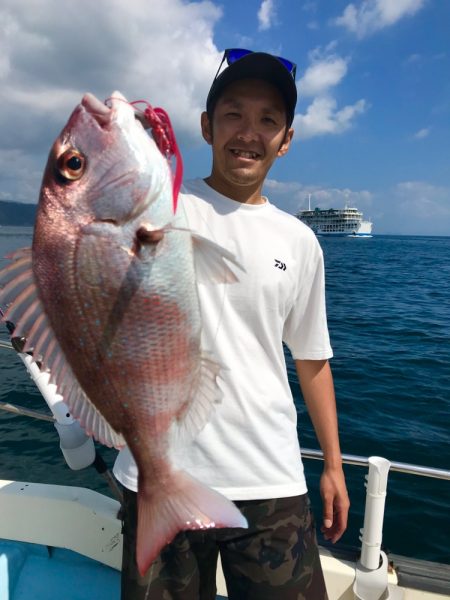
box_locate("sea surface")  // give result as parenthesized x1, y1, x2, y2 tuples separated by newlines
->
(0, 226, 449, 564)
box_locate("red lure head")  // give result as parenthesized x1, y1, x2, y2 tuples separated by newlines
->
(131, 101, 183, 214)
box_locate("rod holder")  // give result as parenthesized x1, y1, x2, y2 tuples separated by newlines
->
(360, 456, 390, 569)
(354, 456, 404, 600)
(19, 353, 95, 470)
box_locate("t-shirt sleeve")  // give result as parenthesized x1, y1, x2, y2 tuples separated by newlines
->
(282, 240, 333, 360)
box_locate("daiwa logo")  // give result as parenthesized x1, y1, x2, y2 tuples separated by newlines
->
(274, 259, 286, 271)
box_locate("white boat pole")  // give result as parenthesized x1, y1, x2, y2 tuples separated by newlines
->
(2, 306, 123, 501)
(2, 347, 123, 502)
(18, 353, 96, 471)
(353, 456, 404, 600)
(360, 456, 390, 569)
(0, 305, 96, 471)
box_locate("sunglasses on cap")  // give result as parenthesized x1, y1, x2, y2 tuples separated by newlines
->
(214, 48, 297, 81)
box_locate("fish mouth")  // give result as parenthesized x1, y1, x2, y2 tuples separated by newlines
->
(81, 91, 141, 129)
(77, 91, 165, 225)
(81, 92, 113, 127)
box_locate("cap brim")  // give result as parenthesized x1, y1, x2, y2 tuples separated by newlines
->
(207, 52, 297, 126)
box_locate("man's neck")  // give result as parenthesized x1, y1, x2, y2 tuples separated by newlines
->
(203, 176, 266, 205)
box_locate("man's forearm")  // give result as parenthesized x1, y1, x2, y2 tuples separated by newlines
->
(296, 358, 349, 542)
(295, 359, 342, 467)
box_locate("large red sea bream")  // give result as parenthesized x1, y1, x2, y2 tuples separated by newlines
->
(0, 92, 246, 575)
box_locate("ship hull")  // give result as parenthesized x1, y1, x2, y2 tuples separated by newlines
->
(297, 207, 373, 237)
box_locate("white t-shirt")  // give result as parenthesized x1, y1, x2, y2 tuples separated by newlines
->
(113, 178, 332, 500)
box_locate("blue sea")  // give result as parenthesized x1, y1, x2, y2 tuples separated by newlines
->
(0, 226, 449, 564)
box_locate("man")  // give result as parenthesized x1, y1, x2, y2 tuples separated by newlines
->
(114, 49, 349, 599)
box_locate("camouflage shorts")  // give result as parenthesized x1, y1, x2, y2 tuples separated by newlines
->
(121, 488, 328, 600)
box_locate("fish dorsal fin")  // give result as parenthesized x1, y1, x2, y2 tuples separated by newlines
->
(0, 248, 125, 449)
(55, 367, 125, 448)
(191, 232, 245, 284)
(168, 351, 223, 451)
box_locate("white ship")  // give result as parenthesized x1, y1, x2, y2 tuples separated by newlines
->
(297, 198, 373, 237)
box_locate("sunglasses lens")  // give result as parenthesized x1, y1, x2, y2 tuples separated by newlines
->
(276, 57, 295, 75)
(226, 48, 252, 65)
(225, 48, 296, 78)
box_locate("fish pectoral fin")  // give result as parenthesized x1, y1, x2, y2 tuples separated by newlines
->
(136, 470, 247, 576)
(168, 353, 223, 448)
(163, 222, 244, 284)
(191, 233, 245, 284)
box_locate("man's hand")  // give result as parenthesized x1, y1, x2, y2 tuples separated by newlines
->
(320, 465, 350, 543)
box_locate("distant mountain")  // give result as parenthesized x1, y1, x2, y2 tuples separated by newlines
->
(0, 201, 37, 226)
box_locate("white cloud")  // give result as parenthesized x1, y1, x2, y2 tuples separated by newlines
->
(370, 181, 450, 235)
(0, 0, 227, 204)
(302, 1, 317, 12)
(405, 53, 422, 65)
(298, 55, 349, 97)
(395, 181, 450, 217)
(307, 21, 319, 30)
(413, 127, 430, 139)
(258, 0, 276, 31)
(334, 0, 426, 38)
(263, 179, 373, 214)
(0, 0, 223, 145)
(293, 97, 367, 139)
(293, 45, 366, 139)
(378, 181, 450, 235)
(0, 149, 43, 203)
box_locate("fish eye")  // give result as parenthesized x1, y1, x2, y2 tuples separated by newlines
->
(56, 149, 86, 181)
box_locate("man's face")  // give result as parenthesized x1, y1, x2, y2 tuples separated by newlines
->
(201, 78, 293, 201)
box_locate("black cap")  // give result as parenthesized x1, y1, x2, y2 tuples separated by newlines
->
(206, 52, 297, 127)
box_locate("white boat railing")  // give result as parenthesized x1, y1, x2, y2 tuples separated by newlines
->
(300, 449, 448, 600)
(2, 335, 449, 484)
(301, 447, 450, 481)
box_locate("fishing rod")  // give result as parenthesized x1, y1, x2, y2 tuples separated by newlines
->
(0, 307, 123, 504)
(0, 398, 55, 422)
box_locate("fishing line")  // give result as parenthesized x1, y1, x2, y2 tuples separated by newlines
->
(185, 199, 232, 357)
(109, 94, 232, 363)
(107, 94, 232, 355)
(105, 96, 230, 351)
(143, 561, 157, 600)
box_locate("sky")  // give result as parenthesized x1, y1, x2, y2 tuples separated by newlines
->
(0, 0, 449, 235)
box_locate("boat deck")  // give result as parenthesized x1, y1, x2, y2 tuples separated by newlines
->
(3, 537, 449, 600)
(1, 478, 449, 600)
(0, 540, 119, 600)
(0, 540, 230, 600)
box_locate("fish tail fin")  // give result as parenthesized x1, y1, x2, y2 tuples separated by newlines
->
(136, 470, 247, 576)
